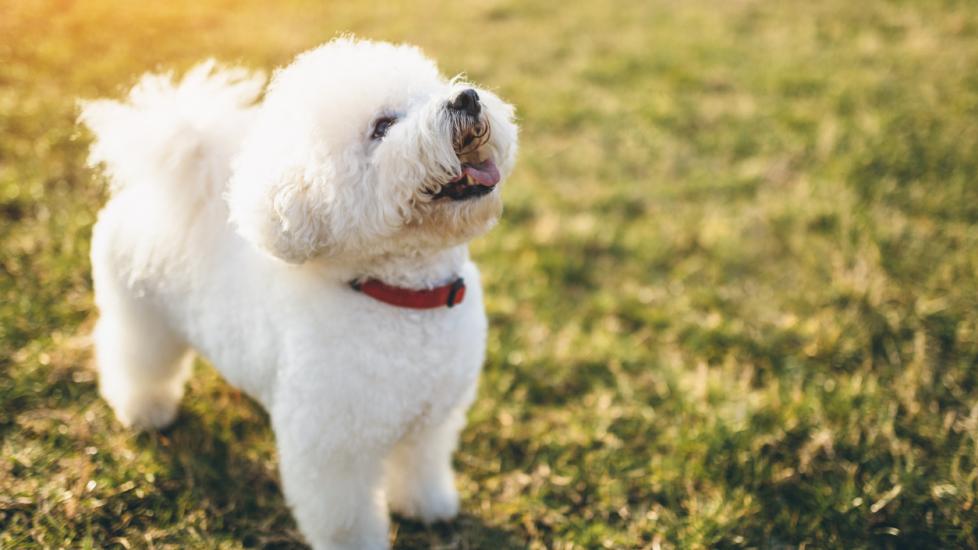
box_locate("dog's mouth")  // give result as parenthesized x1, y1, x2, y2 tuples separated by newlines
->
(431, 158, 501, 201)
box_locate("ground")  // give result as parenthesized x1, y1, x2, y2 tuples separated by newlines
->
(2, 0, 978, 548)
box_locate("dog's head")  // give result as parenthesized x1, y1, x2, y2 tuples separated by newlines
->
(228, 38, 518, 264)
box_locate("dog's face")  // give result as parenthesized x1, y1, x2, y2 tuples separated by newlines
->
(228, 39, 519, 264)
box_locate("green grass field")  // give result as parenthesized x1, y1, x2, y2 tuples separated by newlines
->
(3, 0, 978, 547)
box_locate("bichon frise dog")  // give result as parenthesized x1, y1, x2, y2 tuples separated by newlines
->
(79, 38, 518, 549)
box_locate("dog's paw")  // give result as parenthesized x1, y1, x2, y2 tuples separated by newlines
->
(388, 483, 460, 524)
(105, 390, 180, 431)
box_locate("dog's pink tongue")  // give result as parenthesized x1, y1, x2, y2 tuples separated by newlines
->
(462, 159, 501, 187)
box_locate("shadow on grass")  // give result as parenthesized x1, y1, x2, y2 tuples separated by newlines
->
(392, 514, 526, 550)
(141, 408, 302, 548)
(143, 408, 524, 550)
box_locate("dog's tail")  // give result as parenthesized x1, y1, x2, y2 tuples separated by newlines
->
(79, 60, 265, 197)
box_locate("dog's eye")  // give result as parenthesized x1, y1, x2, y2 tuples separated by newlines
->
(371, 117, 396, 140)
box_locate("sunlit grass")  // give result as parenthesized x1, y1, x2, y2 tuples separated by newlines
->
(3, 0, 978, 547)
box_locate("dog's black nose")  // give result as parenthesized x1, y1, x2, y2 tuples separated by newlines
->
(449, 88, 481, 117)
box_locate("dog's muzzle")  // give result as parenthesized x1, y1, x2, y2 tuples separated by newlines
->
(429, 89, 500, 201)
(448, 89, 489, 155)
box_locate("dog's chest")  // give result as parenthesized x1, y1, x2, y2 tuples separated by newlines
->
(274, 295, 487, 444)
(360, 307, 484, 409)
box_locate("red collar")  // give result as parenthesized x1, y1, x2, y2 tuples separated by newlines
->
(349, 277, 466, 309)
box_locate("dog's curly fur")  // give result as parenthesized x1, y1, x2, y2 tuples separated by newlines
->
(79, 38, 518, 549)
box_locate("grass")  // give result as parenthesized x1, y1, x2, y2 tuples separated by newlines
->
(3, 0, 978, 547)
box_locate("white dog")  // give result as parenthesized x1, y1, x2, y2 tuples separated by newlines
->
(79, 38, 518, 549)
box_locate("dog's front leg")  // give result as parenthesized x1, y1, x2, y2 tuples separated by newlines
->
(385, 403, 468, 524)
(274, 415, 390, 550)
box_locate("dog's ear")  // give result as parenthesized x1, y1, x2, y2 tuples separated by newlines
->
(227, 156, 337, 264)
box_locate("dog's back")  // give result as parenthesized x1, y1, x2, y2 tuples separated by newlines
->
(82, 62, 266, 294)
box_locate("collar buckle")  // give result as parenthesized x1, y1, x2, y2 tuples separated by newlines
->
(446, 277, 465, 308)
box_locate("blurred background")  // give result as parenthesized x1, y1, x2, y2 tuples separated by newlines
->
(2, 0, 978, 548)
